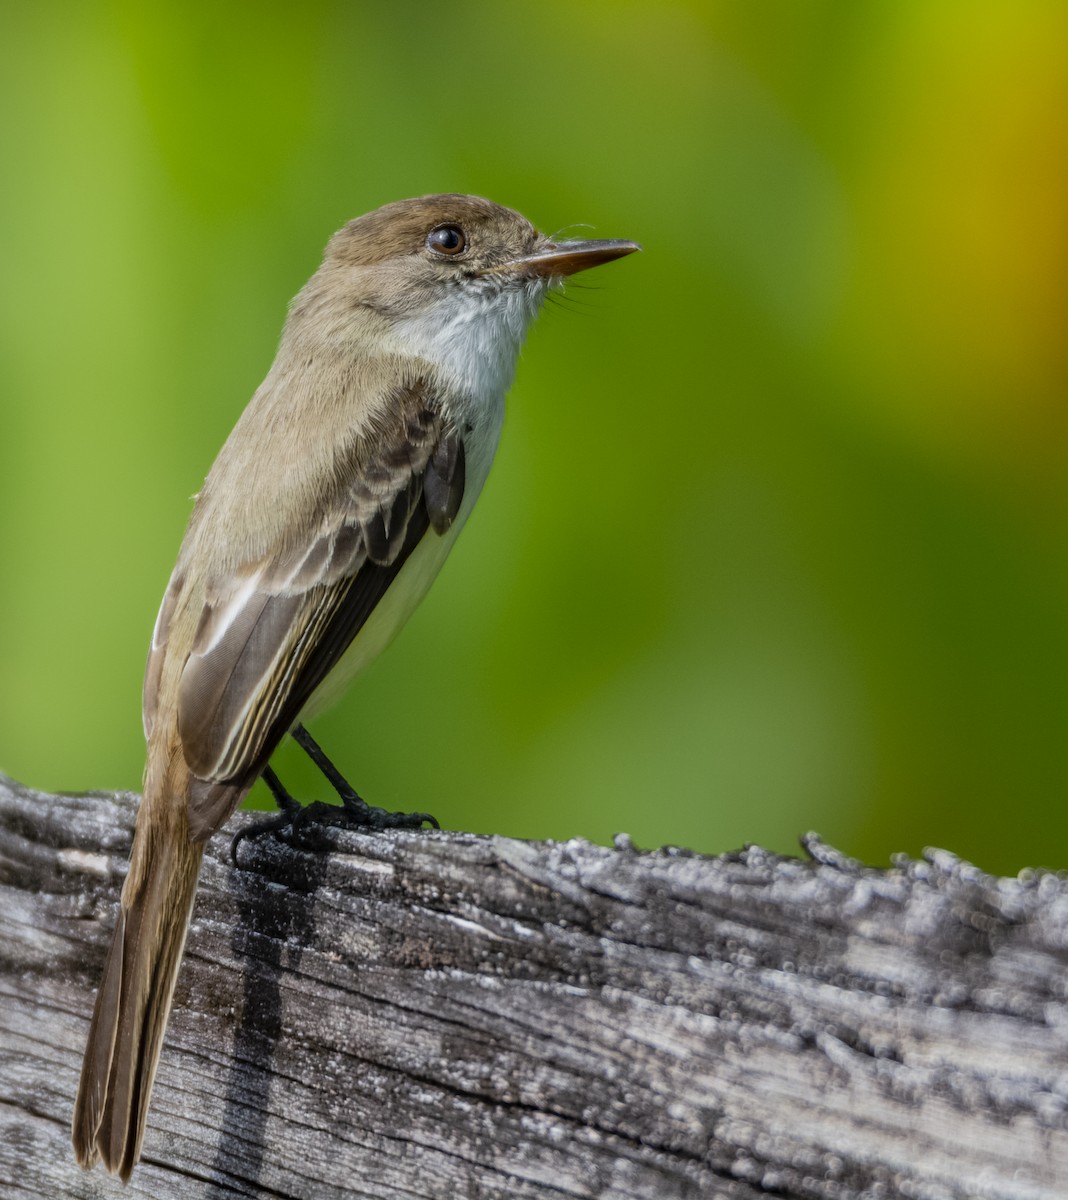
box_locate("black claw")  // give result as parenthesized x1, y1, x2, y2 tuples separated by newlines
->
(230, 766, 302, 865)
(293, 723, 440, 832)
(340, 793, 440, 831)
(229, 731, 440, 869)
(230, 811, 292, 867)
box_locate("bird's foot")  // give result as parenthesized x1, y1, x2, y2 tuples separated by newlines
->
(291, 723, 440, 832)
(230, 733, 439, 867)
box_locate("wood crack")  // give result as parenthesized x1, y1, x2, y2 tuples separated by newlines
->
(2, 777, 1066, 1200)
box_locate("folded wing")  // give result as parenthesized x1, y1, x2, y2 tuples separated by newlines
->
(144, 379, 466, 840)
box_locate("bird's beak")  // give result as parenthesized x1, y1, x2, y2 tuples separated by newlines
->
(493, 238, 642, 279)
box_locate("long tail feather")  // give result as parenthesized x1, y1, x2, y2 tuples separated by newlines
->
(72, 777, 203, 1181)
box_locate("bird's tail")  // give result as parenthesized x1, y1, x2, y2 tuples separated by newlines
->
(72, 754, 204, 1182)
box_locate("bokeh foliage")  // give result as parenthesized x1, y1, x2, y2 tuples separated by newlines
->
(1, 2, 1065, 873)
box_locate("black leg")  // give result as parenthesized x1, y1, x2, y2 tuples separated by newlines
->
(229, 767, 303, 866)
(292, 724, 440, 831)
(230, 728, 440, 867)
(291, 725, 371, 814)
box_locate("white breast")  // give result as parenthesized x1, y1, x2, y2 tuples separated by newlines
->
(299, 278, 543, 722)
(395, 275, 546, 404)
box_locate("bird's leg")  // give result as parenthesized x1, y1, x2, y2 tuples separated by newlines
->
(229, 766, 306, 865)
(230, 765, 362, 862)
(292, 724, 440, 831)
(230, 728, 440, 865)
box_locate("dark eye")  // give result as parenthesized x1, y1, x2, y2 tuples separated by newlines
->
(427, 224, 467, 256)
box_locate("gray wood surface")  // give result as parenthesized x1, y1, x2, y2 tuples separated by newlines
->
(1, 773, 1066, 1199)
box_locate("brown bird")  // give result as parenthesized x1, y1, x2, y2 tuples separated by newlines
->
(71, 193, 639, 1179)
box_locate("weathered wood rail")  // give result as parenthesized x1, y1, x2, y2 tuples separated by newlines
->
(1, 774, 1066, 1198)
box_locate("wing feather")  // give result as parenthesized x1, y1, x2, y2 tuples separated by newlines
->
(143, 570, 184, 739)
(166, 381, 463, 838)
(424, 437, 466, 534)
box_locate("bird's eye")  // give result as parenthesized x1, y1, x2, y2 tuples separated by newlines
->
(427, 224, 467, 256)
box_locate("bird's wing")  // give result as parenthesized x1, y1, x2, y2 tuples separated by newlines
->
(144, 379, 466, 840)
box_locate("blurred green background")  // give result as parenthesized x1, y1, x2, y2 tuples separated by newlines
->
(1, 2, 1066, 875)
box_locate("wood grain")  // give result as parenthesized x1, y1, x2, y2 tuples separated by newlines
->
(1, 774, 1066, 1199)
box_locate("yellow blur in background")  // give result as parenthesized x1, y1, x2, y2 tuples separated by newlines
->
(1, 2, 1065, 874)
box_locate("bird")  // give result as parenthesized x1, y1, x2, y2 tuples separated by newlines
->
(71, 193, 639, 1179)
